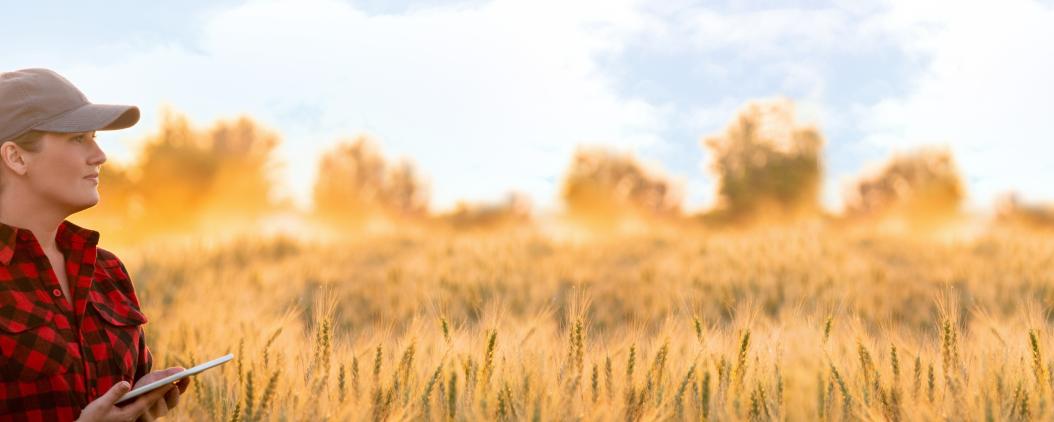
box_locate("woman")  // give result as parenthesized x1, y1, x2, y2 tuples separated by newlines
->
(0, 68, 189, 421)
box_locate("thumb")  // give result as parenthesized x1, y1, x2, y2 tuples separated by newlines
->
(100, 381, 132, 406)
(165, 366, 186, 375)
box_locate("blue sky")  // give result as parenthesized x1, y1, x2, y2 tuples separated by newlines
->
(4, 0, 1052, 212)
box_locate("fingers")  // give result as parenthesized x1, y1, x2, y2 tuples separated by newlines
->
(99, 381, 132, 407)
(114, 367, 187, 421)
(115, 384, 176, 421)
(176, 376, 191, 394)
(141, 397, 170, 422)
(133, 367, 183, 387)
(156, 367, 184, 378)
(164, 383, 181, 409)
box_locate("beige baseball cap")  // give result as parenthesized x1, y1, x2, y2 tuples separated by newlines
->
(0, 68, 140, 143)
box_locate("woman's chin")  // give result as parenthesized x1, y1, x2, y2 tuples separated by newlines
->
(68, 195, 101, 214)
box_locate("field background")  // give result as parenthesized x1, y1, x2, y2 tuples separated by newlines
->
(70, 105, 1054, 421)
(5, 2, 1053, 420)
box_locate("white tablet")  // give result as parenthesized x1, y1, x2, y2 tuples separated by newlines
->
(115, 353, 234, 405)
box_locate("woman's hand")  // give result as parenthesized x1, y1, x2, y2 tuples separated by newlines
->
(76, 367, 192, 422)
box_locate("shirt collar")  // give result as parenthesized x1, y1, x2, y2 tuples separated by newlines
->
(0, 223, 15, 266)
(0, 220, 100, 266)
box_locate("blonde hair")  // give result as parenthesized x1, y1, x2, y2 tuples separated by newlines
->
(5, 130, 45, 152)
(0, 130, 45, 190)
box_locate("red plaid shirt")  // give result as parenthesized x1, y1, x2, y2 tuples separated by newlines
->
(0, 220, 152, 421)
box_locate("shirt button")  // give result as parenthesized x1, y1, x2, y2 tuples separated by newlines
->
(52, 289, 62, 297)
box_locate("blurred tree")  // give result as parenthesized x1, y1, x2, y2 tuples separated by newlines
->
(703, 99, 823, 224)
(440, 192, 532, 230)
(201, 115, 281, 222)
(313, 136, 429, 228)
(844, 147, 965, 224)
(995, 193, 1054, 229)
(73, 108, 282, 242)
(560, 147, 681, 227)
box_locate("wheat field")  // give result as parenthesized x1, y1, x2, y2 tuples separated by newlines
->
(68, 107, 1054, 421)
(102, 221, 1054, 422)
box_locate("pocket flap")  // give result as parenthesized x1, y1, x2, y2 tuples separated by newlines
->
(0, 304, 53, 333)
(89, 300, 147, 326)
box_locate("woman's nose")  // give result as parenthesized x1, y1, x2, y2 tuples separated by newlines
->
(88, 139, 107, 166)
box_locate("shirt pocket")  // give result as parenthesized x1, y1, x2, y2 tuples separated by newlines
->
(0, 303, 73, 380)
(88, 299, 147, 379)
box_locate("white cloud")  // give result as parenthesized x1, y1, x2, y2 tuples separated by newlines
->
(61, 0, 666, 211)
(16, 0, 1053, 215)
(692, 8, 854, 55)
(642, 3, 884, 212)
(638, 4, 890, 58)
(860, 0, 1054, 207)
(660, 0, 1054, 209)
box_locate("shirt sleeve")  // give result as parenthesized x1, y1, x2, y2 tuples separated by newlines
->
(115, 257, 153, 384)
(134, 326, 153, 384)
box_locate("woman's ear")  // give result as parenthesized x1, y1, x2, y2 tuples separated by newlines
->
(0, 142, 29, 176)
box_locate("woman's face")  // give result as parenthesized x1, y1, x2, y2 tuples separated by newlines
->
(23, 131, 107, 213)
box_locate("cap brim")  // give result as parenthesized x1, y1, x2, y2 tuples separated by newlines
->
(33, 103, 140, 133)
